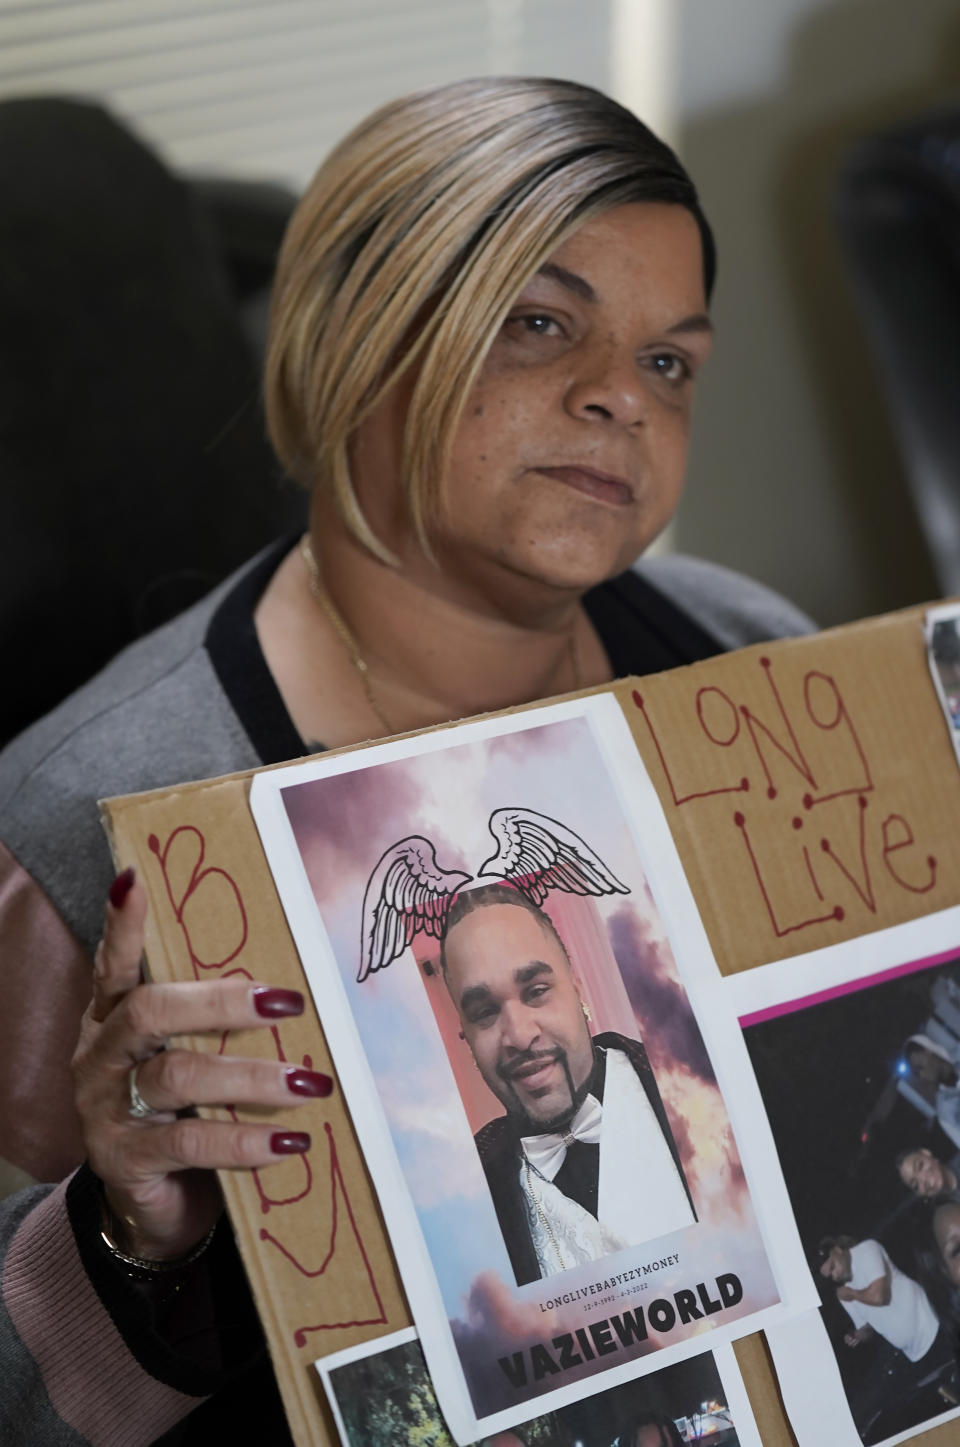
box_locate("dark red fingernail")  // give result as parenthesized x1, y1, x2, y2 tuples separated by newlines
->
(253, 987, 304, 1019)
(285, 1068, 333, 1099)
(109, 867, 136, 909)
(271, 1131, 310, 1154)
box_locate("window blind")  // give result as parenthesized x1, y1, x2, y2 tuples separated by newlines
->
(0, 0, 613, 186)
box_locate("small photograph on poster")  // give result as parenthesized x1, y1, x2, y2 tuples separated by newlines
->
(251, 697, 790, 1441)
(926, 604, 960, 763)
(740, 939, 960, 1447)
(319, 1327, 758, 1447)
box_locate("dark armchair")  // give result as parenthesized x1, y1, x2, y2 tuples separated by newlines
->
(0, 98, 306, 745)
(836, 105, 960, 595)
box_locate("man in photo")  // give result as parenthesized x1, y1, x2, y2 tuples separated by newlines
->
(440, 883, 696, 1285)
(904, 1034, 960, 1150)
(896, 1144, 960, 1198)
(817, 1235, 949, 1390)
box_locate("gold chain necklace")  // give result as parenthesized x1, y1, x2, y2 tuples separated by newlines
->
(299, 535, 397, 735)
(299, 534, 583, 738)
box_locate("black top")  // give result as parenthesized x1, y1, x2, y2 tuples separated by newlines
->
(475, 1033, 697, 1288)
(204, 536, 727, 766)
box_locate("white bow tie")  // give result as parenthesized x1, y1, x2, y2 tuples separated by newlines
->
(521, 1094, 603, 1180)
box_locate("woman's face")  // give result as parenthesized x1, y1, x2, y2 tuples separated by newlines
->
(899, 1147, 948, 1197)
(934, 1200, 960, 1286)
(351, 202, 712, 602)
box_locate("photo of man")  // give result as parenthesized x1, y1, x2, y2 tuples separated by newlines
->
(257, 703, 782, 1432)
(902, 1033, 960, 1149)
(817, 1236, 946, 1374)
(441, 882, 695, 1284)
(743, 951, 960, 1445)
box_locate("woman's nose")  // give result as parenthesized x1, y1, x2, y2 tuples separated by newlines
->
(564, 340, 646, 426)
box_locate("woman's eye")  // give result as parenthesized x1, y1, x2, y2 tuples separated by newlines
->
(649, 352, 691, 384)
(506, 313, 563, 338)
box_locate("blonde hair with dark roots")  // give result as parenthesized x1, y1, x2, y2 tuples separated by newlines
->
(264, 75, 714, 564)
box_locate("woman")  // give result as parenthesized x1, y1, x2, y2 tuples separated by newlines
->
(903, 1192, 960, 1415)
(933, 1195, 960, 1290)
(0, 77, 811, 1443)
(896, 1144, 960, 1199)
(909, 1193, 960, 1340)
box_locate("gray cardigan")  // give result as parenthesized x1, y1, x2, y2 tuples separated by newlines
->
(0, 547, 812, 959)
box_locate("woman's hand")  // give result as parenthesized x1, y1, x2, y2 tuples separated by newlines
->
(72, 868, 331, 1262)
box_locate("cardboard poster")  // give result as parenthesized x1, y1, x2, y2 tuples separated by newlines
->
(250, 694, 814, 1443)
(318, 1329, 761, 1446)
(102, 597, 960, 1443)
(724, 909, 960, 1446)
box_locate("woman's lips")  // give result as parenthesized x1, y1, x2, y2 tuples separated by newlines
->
(533, 465, 634, 506)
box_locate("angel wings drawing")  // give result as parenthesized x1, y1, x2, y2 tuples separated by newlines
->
(358, 807, 629, 981)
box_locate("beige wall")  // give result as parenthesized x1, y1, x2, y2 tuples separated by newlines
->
(674, 0, 960, 625)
